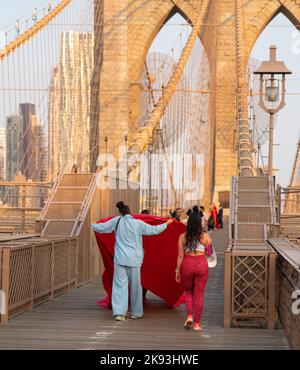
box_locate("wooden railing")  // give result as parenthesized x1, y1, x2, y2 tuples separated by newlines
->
(0, 237, 77, 323)
(276, 251, 300, 350)
(0, 181, 51, 233)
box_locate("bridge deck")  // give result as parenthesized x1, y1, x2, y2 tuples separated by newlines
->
(0, 225, 290, 350)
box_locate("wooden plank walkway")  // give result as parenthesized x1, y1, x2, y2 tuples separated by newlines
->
(0, 222, 290, 350)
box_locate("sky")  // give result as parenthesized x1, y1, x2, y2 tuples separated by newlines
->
(0, 0, 48, 30)
(0, 3, 300, 187)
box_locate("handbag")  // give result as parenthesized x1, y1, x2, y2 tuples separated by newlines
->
(205, 243, 217, 268)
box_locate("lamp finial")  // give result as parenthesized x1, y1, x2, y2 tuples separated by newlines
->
(270, 45, 277, 62)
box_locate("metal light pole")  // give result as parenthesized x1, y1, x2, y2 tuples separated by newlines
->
(254, 46, 292, 176)
(268, 112, 275, 177)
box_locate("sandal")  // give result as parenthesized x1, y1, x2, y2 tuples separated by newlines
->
(193, 322, 202, 331)
(184, 315, 193, 329)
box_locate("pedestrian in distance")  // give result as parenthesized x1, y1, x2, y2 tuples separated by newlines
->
(218, 203, 224, 229)
(211, 204, 220, 229)
(200, 206, 208, 232)
(207, 208, 215, 231)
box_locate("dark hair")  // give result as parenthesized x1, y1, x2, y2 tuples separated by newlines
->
(186, 209, 192, 217)
(192, 205, 200, 214)
(116, 201, 131, 216)
(141, 209, 150, 215)
(192, 205, 203, 218)
(170, 208, 181, 220)
(185, 212, 203, 251)
(200, 206, 205, 212)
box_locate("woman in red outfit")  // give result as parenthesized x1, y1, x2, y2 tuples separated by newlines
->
(175, 212, 212, 331)
(211, 205, 220, 229)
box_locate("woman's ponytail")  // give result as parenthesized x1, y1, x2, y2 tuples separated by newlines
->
(116, 201, 131, 216)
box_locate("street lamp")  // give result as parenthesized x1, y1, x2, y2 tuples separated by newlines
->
(254, 45, 292, 176)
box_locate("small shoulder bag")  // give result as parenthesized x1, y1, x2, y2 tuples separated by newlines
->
(205, 243, 217, 268)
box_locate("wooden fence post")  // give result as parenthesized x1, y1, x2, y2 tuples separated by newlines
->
(1, 248, 10, 323)
(21, 185, 26, 232)
(224, 249, 232, 328)
(75, 238, 78, 288)
(268, 252, 277, 330)
(68, 239, 71, 292)
(50, 242, 55, 299)
(30, 245, 35, 310)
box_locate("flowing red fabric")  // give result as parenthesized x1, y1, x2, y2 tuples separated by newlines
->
(211, 208, 220, 229)
(94, 214, 186, 308)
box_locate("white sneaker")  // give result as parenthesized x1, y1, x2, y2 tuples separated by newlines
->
(114, 315, 125, 321)
(131, 315, 143, 319)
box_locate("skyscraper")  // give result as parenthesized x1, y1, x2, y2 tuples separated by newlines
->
(6, 107, 47, 183)
(6, 115, 22, 181)
(27, 115, 48, 182)
(49, 32, 94, 180)
(19, 103, 36, 179)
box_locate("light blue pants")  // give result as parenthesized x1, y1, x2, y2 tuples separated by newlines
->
(112, 263, 143, 317)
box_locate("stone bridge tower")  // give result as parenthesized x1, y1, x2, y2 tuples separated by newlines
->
(93, 0, 300, 203)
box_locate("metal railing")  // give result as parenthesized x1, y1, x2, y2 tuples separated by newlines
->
(225, 176, 278, 329)
(276, 186, 300, 243)
(280, 187, 300, 216)
(0, 237, 77, 323)
(224, 242, 277, 329)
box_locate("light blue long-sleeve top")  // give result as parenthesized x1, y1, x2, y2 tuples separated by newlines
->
(92, 215, 167, 267)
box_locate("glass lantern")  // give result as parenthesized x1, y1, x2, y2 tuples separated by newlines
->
(265, 78, 279, 102)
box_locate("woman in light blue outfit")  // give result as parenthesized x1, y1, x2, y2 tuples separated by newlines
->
(92, 201, 173, 321)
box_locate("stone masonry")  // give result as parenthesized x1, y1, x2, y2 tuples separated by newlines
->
(94, 0, 300, 202)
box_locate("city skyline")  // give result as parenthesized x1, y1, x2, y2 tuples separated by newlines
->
(5, 104, 47, 182)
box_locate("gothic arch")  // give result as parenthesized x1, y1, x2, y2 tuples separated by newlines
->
(245, 1, 300, 61)
(128, 1, 209, 82)
(126, 0, 212, 136)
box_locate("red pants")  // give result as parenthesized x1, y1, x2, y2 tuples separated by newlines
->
(181, 255, 208, 323)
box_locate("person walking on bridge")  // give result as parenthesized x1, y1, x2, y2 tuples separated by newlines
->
(211, 204, 220, 229)
(92, 201, 173, 321)
(218, 203, 224, 229)
(175, 212, 212, 331)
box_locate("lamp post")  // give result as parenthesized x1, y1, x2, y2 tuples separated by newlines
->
(254, 45, 292, 176)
